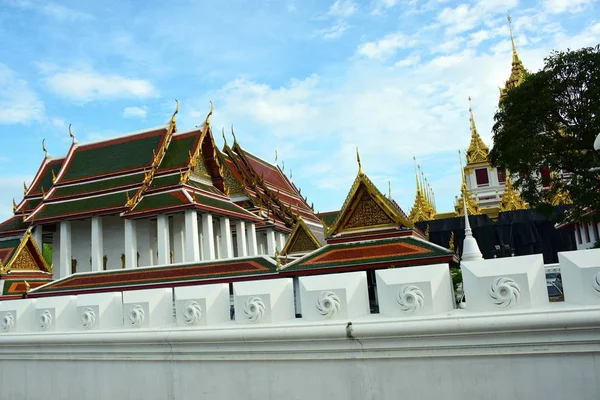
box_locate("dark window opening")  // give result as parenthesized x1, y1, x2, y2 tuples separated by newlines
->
(540, 166, 551, 188)
(475, 168, 489, 186)
(497, 169, 506, 184)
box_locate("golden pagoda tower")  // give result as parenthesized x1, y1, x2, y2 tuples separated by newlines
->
(409, 158, 436, 223)
(455, 150, 481, 217)
(500, 14, 526, 100)
(499, 176, 528, 211)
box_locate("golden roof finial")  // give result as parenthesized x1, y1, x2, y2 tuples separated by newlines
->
(275, 150, 278, 163)
(388, 180, 391, 199)
(12, 198, 17, 213)
(282, 160, 285, 172)
(24, 280, 31, 292)
(221, 127, 228, 147)
(356, 146, 363, 175)
(41, 186, 45, 198)
(205, 101, 213, 126)
(23, 181, 28, 195)
(171, 99, 179, 125)
(449, 231, 455, 252)
(290, 169, 293, 179)
(413, 156, 420, 193)
(51, 169, 57, 183)
(68, 124, 76, 144)
(41, 138, 49, 158)
(231, 125, 238, 145)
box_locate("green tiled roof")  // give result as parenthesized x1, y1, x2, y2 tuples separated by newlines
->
(285, 236, 451, 271)
(150, 174, 180, 189)
(22, 198, 43, 211)
(36, 191, 131, 220)
(133, 192, 189, 212)
(159, 135, 196, 170)
(187, 180, 221, 194)
(30, 161, 64, 194)
(193, 192, 256, 217)
(0, 216, 29, 234)
(319, 211, 339, 227)
(52, 173, 143, 198)
(0, 238, 20, 251)
(63, 133, 163, 181)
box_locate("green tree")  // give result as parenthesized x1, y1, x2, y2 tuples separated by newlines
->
(490, 46, 600, 222)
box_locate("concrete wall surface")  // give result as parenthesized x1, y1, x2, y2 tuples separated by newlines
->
(0, 249, 599, 400)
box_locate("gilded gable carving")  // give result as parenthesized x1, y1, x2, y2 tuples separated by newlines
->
(344, 191, 394, 230)
(223, 165, 245, 196)
(193, 156, 212, 180)
(288, 228, 319, 254)
(12, 246, 38, 270)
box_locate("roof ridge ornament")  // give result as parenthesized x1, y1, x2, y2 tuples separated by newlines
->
(466, 97, 489, 164)
(231, 125, 238, 145)
(41, 139, 50, 158)
(356, 146, 363, 175)
(222, 127, 228, 147)
(12, 198, 17, 213)
(205, 100, 213, 126)
(23, 182, 28, 195)
(171, 99, 179, 125)
(68, 124, 78, 144)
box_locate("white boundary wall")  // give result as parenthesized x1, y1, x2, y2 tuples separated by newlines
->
(0, 249, 599, 400)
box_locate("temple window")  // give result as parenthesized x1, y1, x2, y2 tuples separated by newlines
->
(475, 168, 489, 186)
(584, 222, 591, 243)
(540, 166, 551, 188)
(575, 224, 582, 244)
(497, 169, 506, 184)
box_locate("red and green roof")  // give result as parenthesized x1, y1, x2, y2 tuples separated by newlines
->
(33, 191, 132, 221)
(283, 236, 453, 272)
(59, 128, 167, 182)
(28, 158, 65, 195)
(31, 256, 278, 294)
(0, 238, 21, 265)
(0, 217, 29, 238)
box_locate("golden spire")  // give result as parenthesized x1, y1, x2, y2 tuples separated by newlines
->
(500, 175, 528, 211)
(455, 150, 481, 216)
(466, 97, 489, 164)
(205, 101, 213, 126)
(501, 15, 526, 99)
(409, 157, 436, 223)
(356, 146, 363, 175)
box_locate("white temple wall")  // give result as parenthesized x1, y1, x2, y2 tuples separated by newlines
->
(1, 249, 600, 400)
(71, 219, 91, 273)
(51, 226, 61, 279)
(102, 216, 125, 270)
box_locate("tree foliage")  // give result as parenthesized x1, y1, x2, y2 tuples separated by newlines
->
(490, 46, 600, 221)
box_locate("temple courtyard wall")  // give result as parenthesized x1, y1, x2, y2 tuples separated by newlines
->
(1, 248, 599, 400)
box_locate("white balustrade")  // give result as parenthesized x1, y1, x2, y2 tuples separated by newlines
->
(0, 298, 35, 333)
(76, 292, 123, 330)
(122, 288, 173, 329)
(558, 248, 600, 305)
(461, 254, 549, 312)
(34, 295, 77, 332)
(376, 264, 454, 317)
(233, 278, 294, 324)
(299, 271, 369, 320)
(174, 284, 230, 327)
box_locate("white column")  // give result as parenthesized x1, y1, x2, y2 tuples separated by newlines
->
(277, 232, 287, 252)
(52, 228, 61, 277)
(91, 216, 103, 272)
(236, 220, 248, 257)
(59, 221, 71, 279)
(124, 219, 137, 269)
(266, 228, 277, 256)
(247, 223, 258, 256)
(32, 225, 43, 250)
(172, 214, 185, 263)
(185, 209, 200, 262)
(136, 219, 152, 267)
(157, 214, 170, 265)
(201, 213, 215, 260)
(220, 217, 234, 259)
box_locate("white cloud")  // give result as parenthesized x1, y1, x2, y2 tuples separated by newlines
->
(544, 0, 596, 14)
(123, 106, 148, 119)
(4, 0, 92, 21)
(0, 64, 45, 124)
(437, 0, 518, 36)
(357, 33, 417, 59)
(327, 0, 357, 18)
(41, 68, 157, 103)
(317, 23, 349, 39)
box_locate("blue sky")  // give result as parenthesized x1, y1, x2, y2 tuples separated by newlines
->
(1, 0, 600, 220)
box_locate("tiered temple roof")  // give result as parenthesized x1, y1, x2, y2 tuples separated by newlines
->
(465, 97, 489, 166)
(499, 176, 528, 211)
(500, 15, 527, 101)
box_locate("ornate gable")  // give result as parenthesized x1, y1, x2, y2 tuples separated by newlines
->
(327, 172, 412, 237)
(282, 218, 322, 256)
(0, 231, 51, 274)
